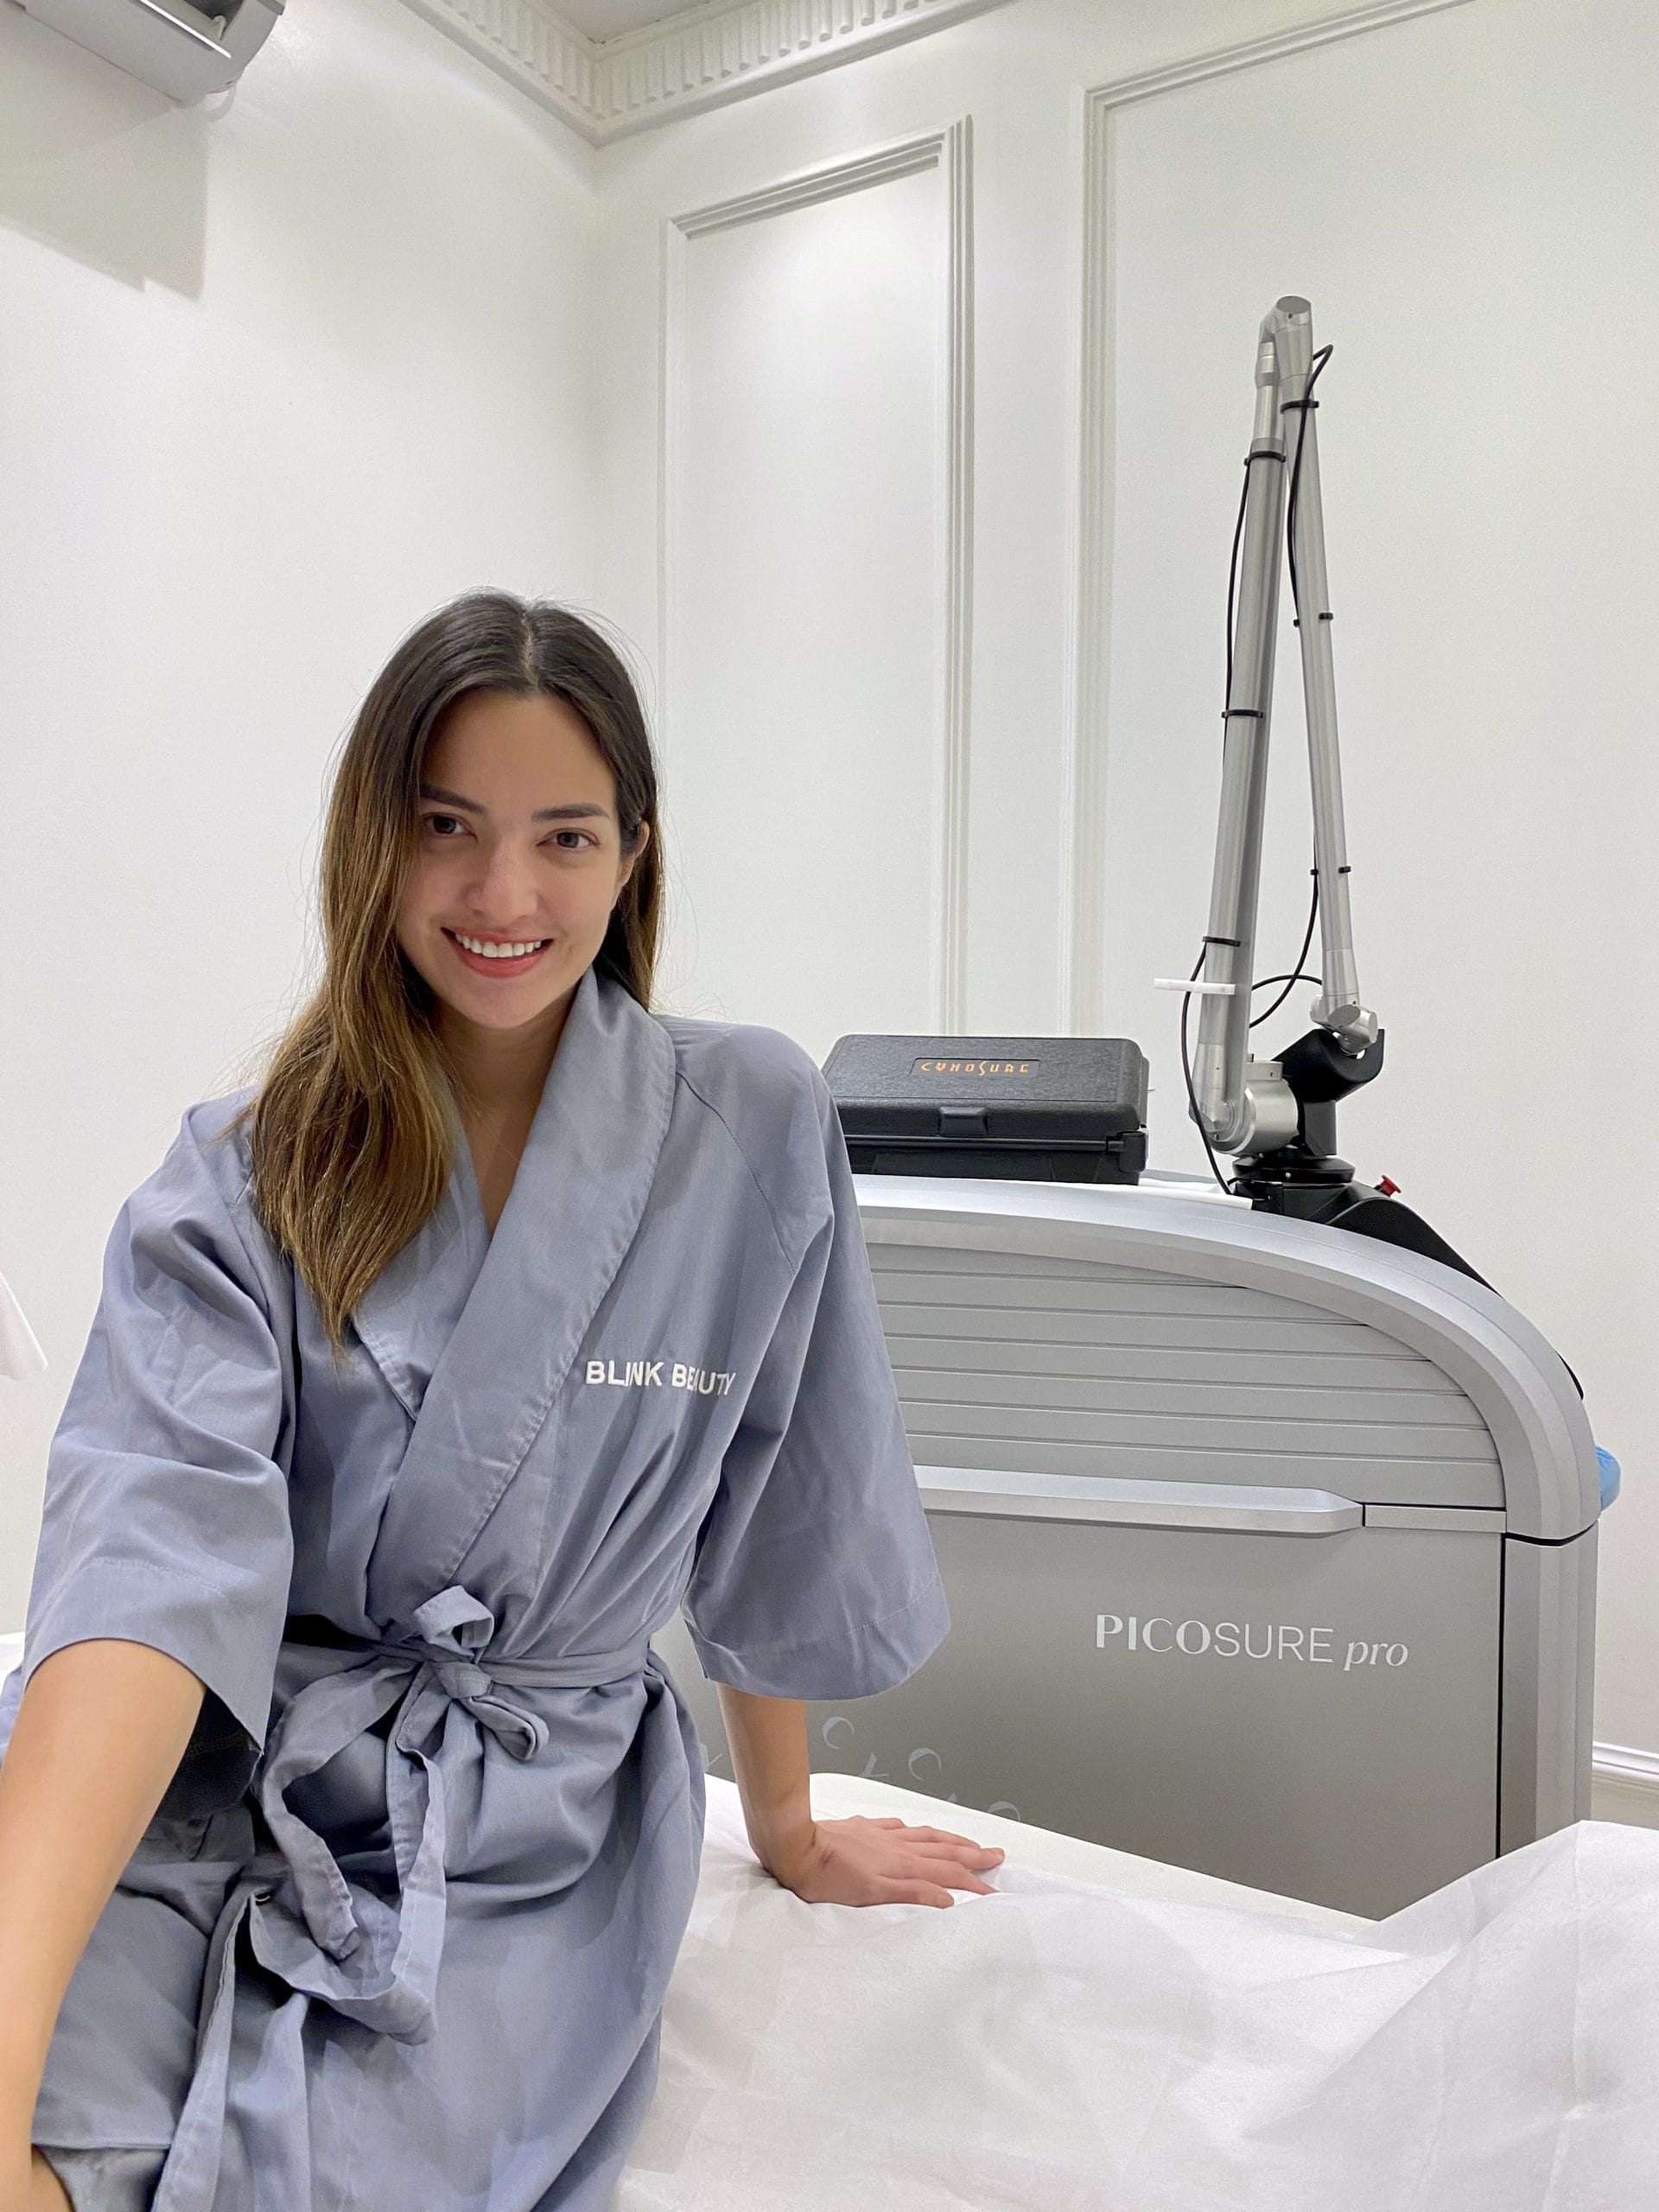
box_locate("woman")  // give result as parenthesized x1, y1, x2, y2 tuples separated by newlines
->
(0, 592, 1003, 2212)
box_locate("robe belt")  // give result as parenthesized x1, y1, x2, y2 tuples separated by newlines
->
(152, 1586, 654, 2212)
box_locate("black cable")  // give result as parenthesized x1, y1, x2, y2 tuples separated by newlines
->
(1246, 343, 1333, 1039)
(1250, 874, 1320, 1029)
(1192, 433, 1261, 1193)
(1223, 457, 1251, 719)
(1251, 970, 1322, 996)
(1190, 341, 1334, 1185)
(1284, 342, 1333, 620)
(1179, 947, 1234, 1196)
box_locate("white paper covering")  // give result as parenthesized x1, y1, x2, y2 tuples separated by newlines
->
(619, 1774, 1659, 2209)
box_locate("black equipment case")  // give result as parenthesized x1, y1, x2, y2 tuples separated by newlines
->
(821, 1033, 1149, 1185)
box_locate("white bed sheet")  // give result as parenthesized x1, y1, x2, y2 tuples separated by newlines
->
(617, 1773, 1659, 2211)
(7, 1637, 1656, 2207)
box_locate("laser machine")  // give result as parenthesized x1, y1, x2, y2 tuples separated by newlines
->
(653, 298, 1611, 1919)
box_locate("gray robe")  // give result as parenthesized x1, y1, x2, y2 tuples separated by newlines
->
(0, 964, 950, 2211)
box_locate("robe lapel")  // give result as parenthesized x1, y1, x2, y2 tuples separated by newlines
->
(350, 1158, 490, 1427)
(359, 964, 678, 1628)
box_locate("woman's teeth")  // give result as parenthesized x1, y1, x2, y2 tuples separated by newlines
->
(451, 932, 549, 959)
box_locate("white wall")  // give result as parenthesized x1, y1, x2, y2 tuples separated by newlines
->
(590, 0, 1659, 1758)
(3, 0, 1656, 1778)
(0, 0, 603, 1616)
(658, 155, 953, 1039)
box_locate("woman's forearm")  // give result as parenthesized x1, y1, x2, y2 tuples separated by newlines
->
(713, 1682, 811, 1874)
(0, 1641, 204, 2139)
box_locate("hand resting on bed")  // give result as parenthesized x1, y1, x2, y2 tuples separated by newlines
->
(763, 1813, 1005, 1908)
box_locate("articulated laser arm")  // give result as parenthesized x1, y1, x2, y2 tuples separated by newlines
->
(1183, 296, 1381, 1173)
(1154, 297, 1501, 1287)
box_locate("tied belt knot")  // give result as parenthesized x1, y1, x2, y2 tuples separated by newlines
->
(152, 1586, 653, 2212)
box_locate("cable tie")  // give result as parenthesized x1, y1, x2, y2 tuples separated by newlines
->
(1281, 397, 1320, 412)
(1223, 708, 1263, 720)
(1246, 447, 1287, 463)
(1203, 935, 1241, 948)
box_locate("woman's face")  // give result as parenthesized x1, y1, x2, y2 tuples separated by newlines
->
(394, 687, 647, 1044)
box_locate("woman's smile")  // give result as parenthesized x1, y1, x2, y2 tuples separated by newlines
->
(442, 927, 553, 976)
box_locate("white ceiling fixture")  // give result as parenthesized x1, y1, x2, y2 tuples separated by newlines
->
(16, 0, 283, 99)
(398, 0, 1015, 144)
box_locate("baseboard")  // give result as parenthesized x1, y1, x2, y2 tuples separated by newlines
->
(1592, 1740, 1659, 1832)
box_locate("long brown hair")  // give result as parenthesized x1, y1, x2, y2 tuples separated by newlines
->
(225, 591, 663, 1365)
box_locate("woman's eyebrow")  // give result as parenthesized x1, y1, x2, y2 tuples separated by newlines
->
(419, 782, 612, 823)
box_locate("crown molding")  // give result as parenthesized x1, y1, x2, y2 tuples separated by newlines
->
(399, 0, 1013, 145)
(398, 1, 597, 138)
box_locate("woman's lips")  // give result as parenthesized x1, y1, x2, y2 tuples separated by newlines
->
(443, 929, 551, 977)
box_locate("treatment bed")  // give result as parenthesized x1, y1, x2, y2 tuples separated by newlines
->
(3, 1642, 1656, 2211)
(619, 1770, 1659, 2211)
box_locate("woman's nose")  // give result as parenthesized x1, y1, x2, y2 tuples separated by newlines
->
(467, 842, 543, 919)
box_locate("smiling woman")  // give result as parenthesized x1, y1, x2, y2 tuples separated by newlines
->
(404, 690, 642, 995)
(0, 588, 978, 2212)
(237, 593, 664, 1353)
(391, 679, 656, 1233)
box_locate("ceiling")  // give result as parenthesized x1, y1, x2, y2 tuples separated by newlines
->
(550, 0, 714, 40)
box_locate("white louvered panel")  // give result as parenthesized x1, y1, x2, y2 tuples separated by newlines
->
(899, 1398, 1493, 1462)
(869, 1245, 1502, 1504)
(887, 1306, 1400, 1356)
(894, 1364, 1488, 1428)
(881, 1338, 1450, 1392)
(878, 1274, 1328, 1320)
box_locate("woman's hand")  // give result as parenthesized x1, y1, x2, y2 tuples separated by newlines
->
(763, 1815, 1005, 1908)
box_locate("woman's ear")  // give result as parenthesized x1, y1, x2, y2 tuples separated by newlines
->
(614, 818, 651, 901)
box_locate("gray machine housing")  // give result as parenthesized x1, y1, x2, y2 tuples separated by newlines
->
(653, 1173, 1599, 1920)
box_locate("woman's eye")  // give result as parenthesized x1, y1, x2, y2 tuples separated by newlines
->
(420, 815, 592, 852)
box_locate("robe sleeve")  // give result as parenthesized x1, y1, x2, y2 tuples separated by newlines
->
(11, 1102, 296, 1818)
(680, 1062, 950, 1700)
